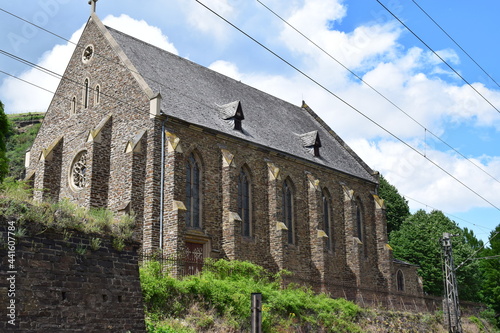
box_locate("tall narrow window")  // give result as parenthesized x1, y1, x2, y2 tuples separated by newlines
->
(84, 78, 89, 109)
(95, 85, 100, 105)
(282, 179, 294, 244)
(356, 201, 363, 242)
(322, 189, 332, 250)
(238, 168, 251, 237)
(186, 154, 201, 228)
(397, 270, 405, 291)
(71, 96, 76, 115)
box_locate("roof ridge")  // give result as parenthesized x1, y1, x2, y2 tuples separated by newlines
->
(106, 25, 377, 183)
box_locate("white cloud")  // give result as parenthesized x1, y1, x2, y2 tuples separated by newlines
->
(0, 27, 82, 113)
(102, 14, 178, 54)
(349, 138, 500, 213)
(208, 60, 242, 81)
(183, 0, 235, 40)
(0, 15, 177, 114)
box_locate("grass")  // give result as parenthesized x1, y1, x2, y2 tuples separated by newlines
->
(141, 259, 362, 333)
(0, 177, 136, 242)
(141, 259, 500, 333)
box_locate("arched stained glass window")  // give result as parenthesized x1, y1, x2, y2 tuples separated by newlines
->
(84, 78, 89, 109)
(95, 85, 100, 105)
(356, 200, 363, 242)
(71, 96, 76, 114)
(322, 189, 332, 250)
(282, 179, 294, 244)
(186, 154, 201, 228)
(397, 270, 405, 291)
(237, 168, 251, 237)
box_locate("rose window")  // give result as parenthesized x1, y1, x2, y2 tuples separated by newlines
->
(82, 45, 94, 63)
(71, 151, 88, 190)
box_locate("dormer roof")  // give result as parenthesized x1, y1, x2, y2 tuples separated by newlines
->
(219, 101, 244, 121)
(103, 25, 377, 183)
(299, 130, 321, 148)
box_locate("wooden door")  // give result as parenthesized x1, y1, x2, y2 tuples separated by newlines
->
(185, 242, 204, 275)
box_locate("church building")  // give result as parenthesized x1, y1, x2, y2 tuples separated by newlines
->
(25, 8, 423, 305)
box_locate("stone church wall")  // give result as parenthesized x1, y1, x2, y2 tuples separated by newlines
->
(26, 18, 152, 212)
(25, 15, 423, 308)
(158, 118, 394, 299)
(0, 218, 145, 332)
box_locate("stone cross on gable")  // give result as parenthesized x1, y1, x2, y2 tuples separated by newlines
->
(88, 0, 98, 14)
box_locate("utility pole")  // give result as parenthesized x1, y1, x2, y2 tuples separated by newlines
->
(442, 233, 462, 333)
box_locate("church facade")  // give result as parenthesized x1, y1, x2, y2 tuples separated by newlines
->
(26, 13, 423, 305)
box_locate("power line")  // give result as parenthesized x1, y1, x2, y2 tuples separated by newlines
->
(0, 49, 151, 116)
(0, 6, 237, 128)
(404, 194, 493, 234)
(2, 6, 500, 224)
(7, 48, 499, 269)
(0, 8, 71, 43)
(195, 0, 500, 213)
(255, 0, 500, 186)
(375, 0, 500, 115)
(5, 47, 494, 239)
(455, 228, 500, 271)
(409, 0, 500, 91)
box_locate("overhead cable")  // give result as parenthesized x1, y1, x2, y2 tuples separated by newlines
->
(256, 0, 500, 186)
(195, 0, 500, 213)
(375, 0, 500, 115)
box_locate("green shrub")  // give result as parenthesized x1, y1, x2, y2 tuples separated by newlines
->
(140, 259, 362, 332)
(0, 179, 136, 242)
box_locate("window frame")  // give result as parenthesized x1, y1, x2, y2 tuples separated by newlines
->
(355, 199, 364, 242)
(71, 96, 76, 115)
(94, 84, 100, 105)
(186, 153, 202, 229)
(237, 166, 252, 237)
(83, 78, 90, 109)
(397, 270, 405, 292)
(282, 178, 295, 244)
(322, 188, 333, 251)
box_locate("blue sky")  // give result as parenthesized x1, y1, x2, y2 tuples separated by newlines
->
(0, 0, 499, 244)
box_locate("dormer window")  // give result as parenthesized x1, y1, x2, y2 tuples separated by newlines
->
(219, 100, 244, 132)
(299, 131, 322, 157)
(234, 118, 242, 131)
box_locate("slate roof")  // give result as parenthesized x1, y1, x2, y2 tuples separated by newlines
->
(393, 259, 419, 267)
(107, 26, 377, 183)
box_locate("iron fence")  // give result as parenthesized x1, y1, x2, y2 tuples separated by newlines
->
(138, 253, 486, 314)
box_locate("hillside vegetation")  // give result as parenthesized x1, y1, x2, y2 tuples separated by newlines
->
(2, 112, 497, 332)
(141, 259, 496, 333)
(5, 112, 43, 180)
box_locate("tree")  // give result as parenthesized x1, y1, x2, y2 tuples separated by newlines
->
(390, 210, 482, 301)
(0, 101, 10, 182)
(5, 117, 41, 179)
(480, 224, 500, 319)
(377, 174, 410, 234)
(463, 227, 484, 251)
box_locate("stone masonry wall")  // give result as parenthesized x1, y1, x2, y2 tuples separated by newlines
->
(159, 118, 390, 299)
(27, 17, 153, 213)
(0, 217, 145, 332)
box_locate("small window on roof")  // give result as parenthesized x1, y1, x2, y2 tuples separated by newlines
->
(219, 101, 244, 132)
(299, 131, 322, 157)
